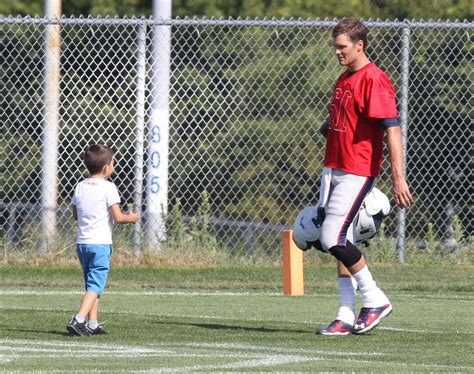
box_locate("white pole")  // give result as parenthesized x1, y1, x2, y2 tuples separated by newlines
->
(40, 0, 62, 252)
(146, 0, 172, 250)
(133, 22, 147, 260)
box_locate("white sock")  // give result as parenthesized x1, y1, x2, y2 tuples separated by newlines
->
(75, 314, 86, 323)
(335, 277, 357, 324)
(88, 320, 99, 329)
(352, 266, 390, 308)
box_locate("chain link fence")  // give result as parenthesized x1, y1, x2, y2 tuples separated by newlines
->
(1, 16, 472, 261)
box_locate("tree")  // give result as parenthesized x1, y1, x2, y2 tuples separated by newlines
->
(1, 0, 472, 20)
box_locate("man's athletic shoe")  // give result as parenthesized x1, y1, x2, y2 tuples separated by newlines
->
(316, 320, 353, 336)
(87, 323, 107, 335)
(352, 304, 392, 334)
(67, 317, 90, 337)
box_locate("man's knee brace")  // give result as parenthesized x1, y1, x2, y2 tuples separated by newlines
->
(328, 242, 362, 268)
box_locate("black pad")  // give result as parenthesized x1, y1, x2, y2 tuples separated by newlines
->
(328, 241, 362, 268)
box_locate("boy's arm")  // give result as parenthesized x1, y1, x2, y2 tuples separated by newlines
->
(110, 203, 139, 224)
(72, 205, 78, 221)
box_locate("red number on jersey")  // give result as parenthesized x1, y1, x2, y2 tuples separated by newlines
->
(329, 88, 352, 132)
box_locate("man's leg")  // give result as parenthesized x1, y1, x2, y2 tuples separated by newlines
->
(336, 261, 357, 324)
(330, 242, 392, 334)
(318, 171, 390, 334)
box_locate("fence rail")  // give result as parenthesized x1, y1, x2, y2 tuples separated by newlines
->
(1, 16, 472, 260)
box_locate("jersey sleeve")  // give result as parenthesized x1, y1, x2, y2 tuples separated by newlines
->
(106, 183, 121, 208)
(364, 72, 398, 119)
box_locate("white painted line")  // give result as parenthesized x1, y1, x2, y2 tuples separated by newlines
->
(174, 341, 384, 356)
(148, 354, 318, 372)
(0, 290, 282, 297)
(1, 339, 473, 372)
(394, 293, 474, 302)
(1, 289, 473, 302)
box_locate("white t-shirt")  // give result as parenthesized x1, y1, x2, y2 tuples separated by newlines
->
(71, 178, 121, 244)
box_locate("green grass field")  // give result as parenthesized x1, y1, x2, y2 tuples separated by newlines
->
(1, 264, 473, 372)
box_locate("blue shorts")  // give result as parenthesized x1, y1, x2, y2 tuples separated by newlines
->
(76, 244, 112, 296)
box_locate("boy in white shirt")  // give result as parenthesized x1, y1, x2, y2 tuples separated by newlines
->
(67, 144, 138, 336)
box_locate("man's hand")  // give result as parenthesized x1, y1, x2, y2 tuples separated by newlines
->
(392, 177, 413, 209)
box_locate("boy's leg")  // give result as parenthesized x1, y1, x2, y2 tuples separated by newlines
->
(86, 297, 107, 335)
(68, 244, 111, 336)
(67, 245, 92, 336)
(67, 291, 98, 336)
(78, 291, 99, 317)
(83, 245, 111, 335)
(88, 297, 100, 322)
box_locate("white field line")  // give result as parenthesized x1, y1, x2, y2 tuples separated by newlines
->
(0, 290, 279, 297)
(0, 339, 381, 358)
(144, 354, 319, 373)
(139, 356, 474, 374)
(0, 338, 357, 371)
(2, 339, 473, 373)
(174, 341, 384, 356)
(1, 289, 473, 302)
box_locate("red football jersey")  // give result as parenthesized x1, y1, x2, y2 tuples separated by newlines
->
(324, 63, 398, 177)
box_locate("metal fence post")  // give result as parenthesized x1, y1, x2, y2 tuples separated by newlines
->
(133, 22, 147, 261)
(396, 24, 411, 263)
(146, 5, 172, 251)
(39, 11, 61, 252)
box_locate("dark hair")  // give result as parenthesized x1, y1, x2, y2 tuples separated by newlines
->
(332, 18, 369, 52)
(84, 144, 114, 175)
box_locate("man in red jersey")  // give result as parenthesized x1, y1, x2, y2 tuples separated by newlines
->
(315, 19, 413, 335)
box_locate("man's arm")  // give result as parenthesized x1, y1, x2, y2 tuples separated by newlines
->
(386, 126, 413, 209)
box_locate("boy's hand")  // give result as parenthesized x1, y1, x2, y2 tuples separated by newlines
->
(128, 212, 139, 223)
(111, 204, 139, 224)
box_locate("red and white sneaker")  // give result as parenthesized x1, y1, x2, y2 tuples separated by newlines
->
(352, 304, 392, 334)
(316, 320, 353, 336)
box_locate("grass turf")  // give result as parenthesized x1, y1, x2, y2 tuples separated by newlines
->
(0, 264, 473, 372)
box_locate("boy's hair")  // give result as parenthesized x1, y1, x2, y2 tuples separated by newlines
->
(84, 144, 114, 175)
(332, 18, 369, 52)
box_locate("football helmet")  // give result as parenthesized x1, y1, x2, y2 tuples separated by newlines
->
(353, 187, 391, 244)
(292, 206, 325, 251)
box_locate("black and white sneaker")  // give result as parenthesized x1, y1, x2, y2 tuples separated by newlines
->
(87, 323, 107, 335)
(67, 317, 90, 337)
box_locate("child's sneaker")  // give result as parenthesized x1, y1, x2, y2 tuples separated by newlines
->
(87, 323, 107, 335)
(67, 317, 90, 337)
(351, 304, 392, 334)
(316, 320, 353, 336)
